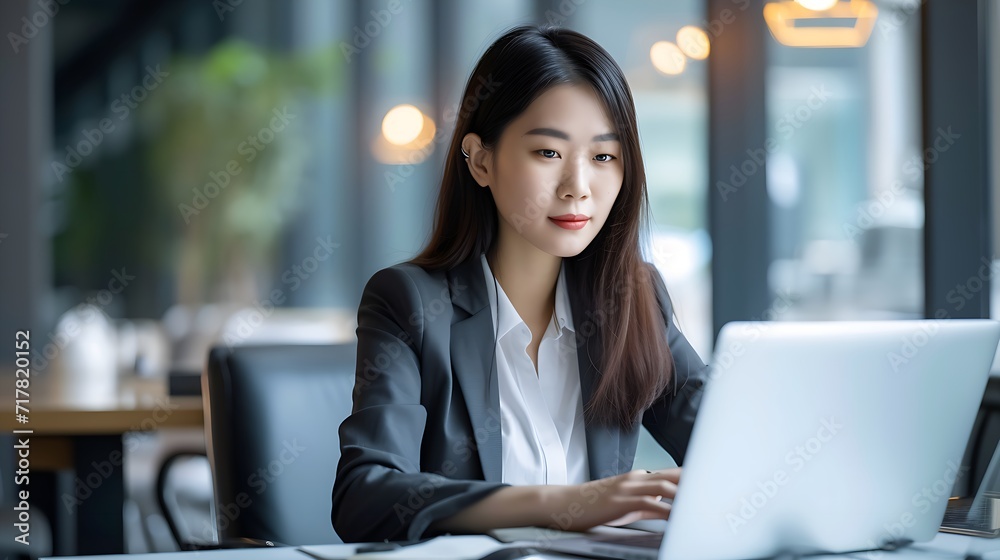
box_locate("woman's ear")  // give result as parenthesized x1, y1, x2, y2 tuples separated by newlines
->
(462, 133, 492, 188)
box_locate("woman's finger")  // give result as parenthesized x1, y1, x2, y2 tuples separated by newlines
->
(646, 468, 681, 483)
(622, 480, 679, 499)
(618, 495, 673, 516)
(605, 506, 671, 526)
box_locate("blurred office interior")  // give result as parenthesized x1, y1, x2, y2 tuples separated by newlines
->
(0, 0, 997, 555)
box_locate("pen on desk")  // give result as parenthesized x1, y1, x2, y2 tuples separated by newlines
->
(355, 542, 401, 553)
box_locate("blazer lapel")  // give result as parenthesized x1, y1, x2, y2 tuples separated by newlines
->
(566, 259, 625, 480)
(445, 255, 628, 484)
(447, 257, 503, 483)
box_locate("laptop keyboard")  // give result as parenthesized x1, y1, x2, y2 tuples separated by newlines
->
(942, 497, 1000, 532)
(586, 532, 665, 549)
(943, 502, 983, 524)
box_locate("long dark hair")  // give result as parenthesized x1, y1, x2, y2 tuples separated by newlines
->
(409, 25, 674, 430)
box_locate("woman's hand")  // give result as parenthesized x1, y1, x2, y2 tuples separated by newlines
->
(543, 468, 682, 532)
(430, 468, 682, 536)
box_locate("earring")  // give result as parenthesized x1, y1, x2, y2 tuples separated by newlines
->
(460, 147, 470, 159)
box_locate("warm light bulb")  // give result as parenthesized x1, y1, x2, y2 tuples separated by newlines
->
(765, 0, 878, 48)
(676, 26, 711, 60)
(382, 104, 424, 146)
(650, 41, 686, 75)
(795, 0, 839, 10)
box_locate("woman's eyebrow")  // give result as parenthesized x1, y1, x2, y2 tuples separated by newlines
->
(523, 128, 620, 142)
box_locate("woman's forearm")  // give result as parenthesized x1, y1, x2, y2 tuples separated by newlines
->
(429, 485, 566, 534)
(427, 470, 679, 536)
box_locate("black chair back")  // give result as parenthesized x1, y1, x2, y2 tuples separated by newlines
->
(203, 343, 356, 545)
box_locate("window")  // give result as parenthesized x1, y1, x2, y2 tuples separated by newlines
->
(571, 0, 712, 359)
(763, 0, 923, 322)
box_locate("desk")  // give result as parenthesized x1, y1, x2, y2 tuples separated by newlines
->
(2, 375, 203, 556)
(39, 531, 1000, 560)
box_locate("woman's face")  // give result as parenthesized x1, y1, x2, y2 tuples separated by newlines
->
(464, 84, 624, 258)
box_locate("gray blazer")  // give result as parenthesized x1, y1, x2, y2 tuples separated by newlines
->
(331, 255, 709, 543)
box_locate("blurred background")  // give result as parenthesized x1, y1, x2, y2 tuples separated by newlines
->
(0, 0, 996, 556)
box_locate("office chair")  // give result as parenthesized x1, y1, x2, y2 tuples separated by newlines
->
(156, 449, 215, 548)
(201, 342, 358, 546)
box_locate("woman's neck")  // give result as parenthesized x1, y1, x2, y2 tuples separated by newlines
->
(488, 237, 561, 325)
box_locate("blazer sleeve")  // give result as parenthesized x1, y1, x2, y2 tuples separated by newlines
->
(641, 263, 711, 466)
(331, 267, 509, 543)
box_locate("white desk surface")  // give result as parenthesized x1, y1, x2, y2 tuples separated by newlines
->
(41, 531, 1000, 560)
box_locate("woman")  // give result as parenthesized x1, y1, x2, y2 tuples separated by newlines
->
(331, 24, 709, 543)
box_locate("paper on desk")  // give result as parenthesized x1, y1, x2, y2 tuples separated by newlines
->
(350, 536, 504, 559)
(300, 535, 505, 560)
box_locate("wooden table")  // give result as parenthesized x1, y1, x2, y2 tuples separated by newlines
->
(2, 374, 203, 556)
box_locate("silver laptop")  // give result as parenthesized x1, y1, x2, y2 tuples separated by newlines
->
(941, 427, 1000, 537)
(544, 320, 1000, 560)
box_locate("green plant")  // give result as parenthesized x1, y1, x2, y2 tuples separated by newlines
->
(140, 39, 341, 305)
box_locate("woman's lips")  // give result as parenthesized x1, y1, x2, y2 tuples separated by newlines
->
(548, 217, 590, 230)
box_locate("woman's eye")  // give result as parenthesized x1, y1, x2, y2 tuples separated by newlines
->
(595, 154, 617, 162)
(537, 149, 559, 159)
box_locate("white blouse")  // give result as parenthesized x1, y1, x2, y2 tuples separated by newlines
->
(480, 253, 591, 486)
